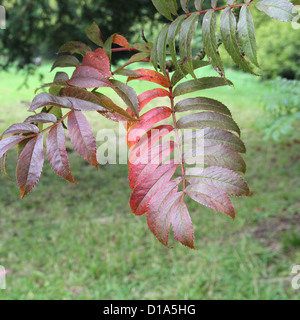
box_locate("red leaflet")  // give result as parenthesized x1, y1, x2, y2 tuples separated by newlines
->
(16, 134, 45, 199)
(171, 196, 195, 249)
(47, 122, 76, 184)
(186, 183, 235, 219)
(129, 141, 175, 189)
(113, 34, 130, 50)
(130, 163, 178, 216)
(2, 123, 39, 136)
(67, 110, 98, 168)
(0, 135, 29, 159)
(127, 69, 171, 88)
(127, 107, 172, 148)
(129, 125, 174, 168)
(82, 48, 112, 77)
(68, 66, 113, 89)
(138, 88, 170, 111)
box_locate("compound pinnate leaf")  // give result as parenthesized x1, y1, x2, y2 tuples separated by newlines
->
(25, 113, 57, 124)
(255, 0, 295, 22)
(0, 135, 28, 159)
(57, 41, 92, 56)
(186, 183, 235, 218)
(2, 123, 39, 136)
(67, 110, 98, 168)
(127, 69, 171, 88)
(202, 10, 225, 77)
(85, 22, 104, 46)
(238, 5, 259, 68)
(16, 134, 45, 199)
(47, 122, 76, 183)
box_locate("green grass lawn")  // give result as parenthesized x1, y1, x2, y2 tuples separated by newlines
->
(0, 63, 299, 300)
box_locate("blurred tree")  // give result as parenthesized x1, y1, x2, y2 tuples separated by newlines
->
(0, 0, 158, 70)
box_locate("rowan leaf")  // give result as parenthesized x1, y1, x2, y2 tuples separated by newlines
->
(202, 10, 225, 77)
(110, 79, 140, 117)
(50, 55, 80, 72)
(186, 183, 235, 218)
(152, 0, 173, 20)
(173, 77, 232, 96)
(166, 0, 179, 15)
(2, 123, 39, 136)
(16, 134, 45, 199)
(24, 113, 57, 124)
(47, 122, 76, 183)
(127, 69, 171, 88)
(237, 5, 259, 68)
(150, 36, 159, 71)
(67, 110, 98, 168)
(177, 111, 241, 135)
(85, 22, 104, 46)
(179, 12, 199, 78)
(220, 8, 257, 74)
(255, 0, 295, 22)
(57, 41, 92, 56)
(0, 135, 29, 159)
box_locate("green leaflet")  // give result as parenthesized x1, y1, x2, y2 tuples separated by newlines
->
(85, 22, 104, 47)
(175, 97, 232, 116)
(171, 59, 209, 85)
(179, 12, 199, 79)
(152, 0, 173, 20)
(211, 0, 218, 8)
(173, 77, 232, 97)
(181, 128, 246, 153)
(110, 80, 140, 117)
(202, 10, 225, 77)
(167, 15, 186, 76)
(180, 0, 190, 12)
(150, 37, 159, 71)
(255, 0, 295, 22)
(177, 111, 241, 135)
(157, 25, 170, 75)
(166, 0, 178, 15)
(103, 35, 114, 61)
(220, 8, 256, 75)
(237, 5, 259, 68)
(194, 0, 204, 10)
